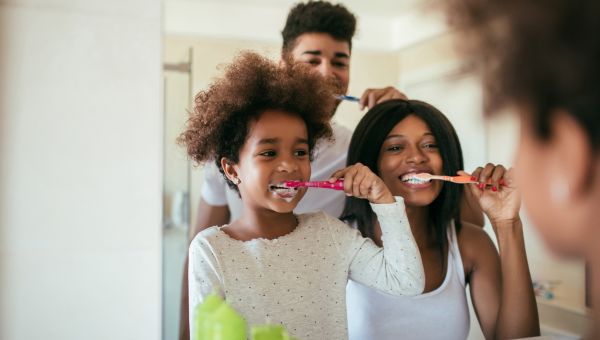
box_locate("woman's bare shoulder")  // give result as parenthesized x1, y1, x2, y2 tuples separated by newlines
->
(456, 221, 499, 273)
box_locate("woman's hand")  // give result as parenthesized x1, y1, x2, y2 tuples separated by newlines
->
(459, 163, 521, 225)
(329, 163, 394, 204)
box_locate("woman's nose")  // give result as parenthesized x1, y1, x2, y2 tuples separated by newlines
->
(406, 147, 428, 164)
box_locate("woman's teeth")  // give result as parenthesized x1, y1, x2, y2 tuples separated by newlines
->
(403, 177, 427, 184)
(401, 174, 429, 184)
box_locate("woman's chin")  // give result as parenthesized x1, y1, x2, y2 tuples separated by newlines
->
(397, 193, 437, 208)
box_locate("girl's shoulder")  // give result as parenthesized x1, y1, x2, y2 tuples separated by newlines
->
(190, 225, 228, 249)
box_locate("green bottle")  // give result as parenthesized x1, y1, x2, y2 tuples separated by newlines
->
(193, 293, 223, 340)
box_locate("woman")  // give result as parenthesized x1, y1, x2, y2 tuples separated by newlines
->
(344, 99, 539, 339)
(443, 0, 600, 335)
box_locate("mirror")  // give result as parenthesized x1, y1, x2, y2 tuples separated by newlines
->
(162, 1, 588, 339)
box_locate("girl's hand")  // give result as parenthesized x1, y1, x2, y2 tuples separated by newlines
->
(459, 163, 521, 225)
(329, 163, 395, 204)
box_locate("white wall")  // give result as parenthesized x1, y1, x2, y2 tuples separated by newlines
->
(0, 1, 163, 340)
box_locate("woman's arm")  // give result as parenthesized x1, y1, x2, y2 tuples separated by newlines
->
(461, 164, 540, 339)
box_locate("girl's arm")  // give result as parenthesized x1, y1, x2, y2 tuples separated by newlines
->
(461, 165, 540, 339)
(188, 231, 225, 334)
(328, 164, 425, 296)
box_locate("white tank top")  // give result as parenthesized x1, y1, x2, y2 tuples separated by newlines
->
(346, 222, 470, 340)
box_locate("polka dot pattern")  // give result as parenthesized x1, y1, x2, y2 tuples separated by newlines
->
(188, 197, 424, 339)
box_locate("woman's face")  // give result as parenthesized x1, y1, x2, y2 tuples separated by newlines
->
(377, 115, 444, 207)
(232, 110, 310, 213)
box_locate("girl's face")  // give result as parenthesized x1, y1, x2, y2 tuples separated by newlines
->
(514, 113, 581, 255)
(231, 110, 310, 213)
(377, 115, 444, 207)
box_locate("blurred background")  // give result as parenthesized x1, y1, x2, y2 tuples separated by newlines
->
(0, 0, 589, 339)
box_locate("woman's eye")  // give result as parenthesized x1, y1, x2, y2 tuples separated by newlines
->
(423, 143, 438, 149)
(386, 145, 404, 152)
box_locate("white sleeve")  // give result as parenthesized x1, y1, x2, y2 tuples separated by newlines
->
(200, 162, 228, 206)
(336, 196, 425, 296)
(188, 234, 225, 334)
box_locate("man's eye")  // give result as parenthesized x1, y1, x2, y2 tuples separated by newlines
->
(333, 61, 348, 68)
(259, 151, 276, 157)
(305, 59, 320, 65)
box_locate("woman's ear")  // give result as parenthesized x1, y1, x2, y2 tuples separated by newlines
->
(221, 157, 240, 185)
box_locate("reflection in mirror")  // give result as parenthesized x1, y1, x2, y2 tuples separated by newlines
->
(162, 48, 193, 340)
(162, 1, 589, 339)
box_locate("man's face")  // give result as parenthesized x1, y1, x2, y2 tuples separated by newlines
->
(287, 32, 351, 95)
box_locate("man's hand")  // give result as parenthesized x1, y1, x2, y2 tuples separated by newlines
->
(359, 86, 407, 110)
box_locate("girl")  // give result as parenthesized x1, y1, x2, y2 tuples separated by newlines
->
(178, 52, 424, 339)
(445, 0, 600, 336)
(344, 100, 539, 339)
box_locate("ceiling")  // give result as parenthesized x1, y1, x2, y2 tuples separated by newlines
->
(164, 0, 445, 51)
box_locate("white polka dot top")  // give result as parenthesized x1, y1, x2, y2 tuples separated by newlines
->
(188, 196, 424, 340)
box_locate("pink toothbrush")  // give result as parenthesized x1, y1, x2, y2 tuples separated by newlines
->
(283, 180, 345, 190)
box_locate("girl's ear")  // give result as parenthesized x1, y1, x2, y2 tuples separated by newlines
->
(221, 157, 240, 184)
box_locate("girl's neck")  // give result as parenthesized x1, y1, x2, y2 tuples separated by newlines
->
(226, 207, 298, 241)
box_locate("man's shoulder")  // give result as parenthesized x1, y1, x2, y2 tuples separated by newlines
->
(332, 122, 353, 142)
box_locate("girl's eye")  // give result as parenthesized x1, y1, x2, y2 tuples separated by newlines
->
(259, 150, 276, 157)
(423, 143, 438, 149)
(294, 149, 308, 157)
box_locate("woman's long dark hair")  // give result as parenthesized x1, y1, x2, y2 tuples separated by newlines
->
(341, 99, 464, 253)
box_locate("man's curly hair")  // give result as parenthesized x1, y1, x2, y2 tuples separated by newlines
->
(281, 1, 357, 55)
(178, 52, 335, 191)
(444, 0, 600, 150)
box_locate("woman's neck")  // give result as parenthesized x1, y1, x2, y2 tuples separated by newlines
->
(406, 205, 435, 247)
(373, 205, 433, 247)
(226, 206, 298, 241)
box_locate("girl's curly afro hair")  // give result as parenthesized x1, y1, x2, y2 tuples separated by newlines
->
(178, 51, 335, 190)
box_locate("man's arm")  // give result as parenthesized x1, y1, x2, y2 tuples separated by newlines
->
(179, 199, 230, 340)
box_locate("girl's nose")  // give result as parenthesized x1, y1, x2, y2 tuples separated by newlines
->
(277, 158, 299, 172)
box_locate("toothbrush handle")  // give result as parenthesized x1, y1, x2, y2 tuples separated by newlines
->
(306, 180, 345, 190)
